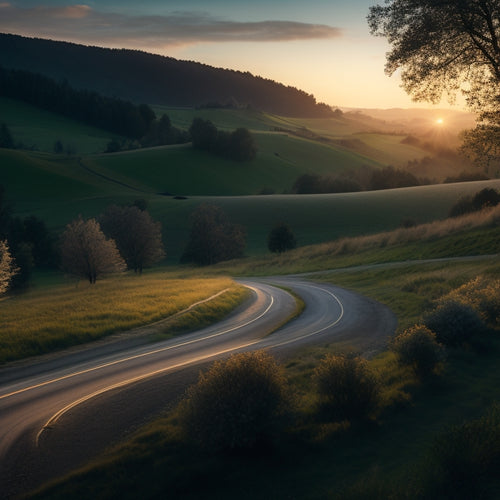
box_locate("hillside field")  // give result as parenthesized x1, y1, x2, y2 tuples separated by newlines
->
(2, 144, 498, 262)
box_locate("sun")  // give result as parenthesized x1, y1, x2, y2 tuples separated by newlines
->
(435, 117, 444, 125)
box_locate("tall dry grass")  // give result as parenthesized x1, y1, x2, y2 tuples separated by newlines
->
(300, 204, 500, 259)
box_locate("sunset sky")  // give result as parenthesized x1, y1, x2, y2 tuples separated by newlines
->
(0, 1, 460, 109)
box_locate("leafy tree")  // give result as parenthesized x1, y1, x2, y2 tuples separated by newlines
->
(267, 222, 297, 254)
(181, 204, 246, 266)
(99, 205, 165, 273)
(180, 351, 290, 451)
(189, 118, 218, 151)
(228, 127, 257, 161)
(368, 0, 500, 167)
(0, 239, 18, 294)
(60, 217, 126, 284)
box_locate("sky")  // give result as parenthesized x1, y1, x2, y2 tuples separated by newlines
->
(0, 1, 461, 109)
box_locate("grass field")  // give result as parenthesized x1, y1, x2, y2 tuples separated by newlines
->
(3, 144, 498, 261)
(0, 273, 246, 363)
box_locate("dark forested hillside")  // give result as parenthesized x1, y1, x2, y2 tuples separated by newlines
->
(0, 33, 333, 117)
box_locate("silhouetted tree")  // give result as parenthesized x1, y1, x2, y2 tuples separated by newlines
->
(0, 239, 18, 294)
(268, 222, 297, 254)
(60, 217, 126, 283)
(189, 118, 218, 151)
(99, 205, 165, 273)
(368, 1, 500, 167)
(181, 204, 246, 266)
(228, 127, 257, 161)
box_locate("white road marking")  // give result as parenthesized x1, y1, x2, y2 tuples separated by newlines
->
(0, 286, 273, 401)
(35, 341, 260, 446)
(267, 284, 344, 348)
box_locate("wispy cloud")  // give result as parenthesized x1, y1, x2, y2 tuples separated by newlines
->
(0, 4, 342, 48)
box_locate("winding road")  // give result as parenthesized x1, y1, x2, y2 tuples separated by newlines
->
(0, 277, 396, 498)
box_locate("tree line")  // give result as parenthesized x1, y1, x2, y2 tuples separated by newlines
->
(0, 65, 158, 140)
(291, 166, 429, 194)
(0, 34, 334, 118)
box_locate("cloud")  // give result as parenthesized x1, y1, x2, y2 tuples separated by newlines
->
(0, 4, 342, 48)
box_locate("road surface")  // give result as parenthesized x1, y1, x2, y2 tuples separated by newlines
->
(0, 277, 396, 497)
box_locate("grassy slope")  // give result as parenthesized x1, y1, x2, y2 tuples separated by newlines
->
(3, 144, 499, 260)
(0, 97, 113, 154)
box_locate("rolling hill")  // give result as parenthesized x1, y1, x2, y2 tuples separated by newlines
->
(0, 33, 332, 117)
(2, 146, 498, 262)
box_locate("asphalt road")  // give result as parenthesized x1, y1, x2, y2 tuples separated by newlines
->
(0, 278, 396, 498)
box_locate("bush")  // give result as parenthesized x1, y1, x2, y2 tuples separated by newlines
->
(421, 404, 500, 499)
(423, 300, 487, 346)
(442, 276, 500, 329)
(313, 354, 380, 421)
(392, 325, 444, 378)
(180, 351, 289, 451)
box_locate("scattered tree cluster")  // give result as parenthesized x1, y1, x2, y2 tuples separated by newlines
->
(189, 118, 257, 161)
(60, 203, 165, 283)
(181, 204, 246, 266)
(0, 34, 335, 118)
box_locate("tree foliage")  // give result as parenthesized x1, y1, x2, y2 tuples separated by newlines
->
(0, 239, 18, 294)
(189, 118, 257, 161)
(180, 351, 289, 451)
(60, 217, 126, 284)
(99, 205, 165, 273)
(267, 222, 297, 254)
(181, 204, 246, 266)
(368, 0, 500, 166)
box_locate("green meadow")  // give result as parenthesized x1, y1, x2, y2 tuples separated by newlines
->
(3, 143, 498, 262)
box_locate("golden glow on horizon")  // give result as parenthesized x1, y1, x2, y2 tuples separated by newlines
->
(436, 118, 444, 125)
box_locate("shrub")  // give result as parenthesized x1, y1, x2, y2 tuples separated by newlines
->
(421, 404, 500, 499)
(423, 300, 486, 346)
(442, 276, 500, 329)
(392, 325, 444, 378)
(313, 354, 380, 421)
(180, 351, 289, 451)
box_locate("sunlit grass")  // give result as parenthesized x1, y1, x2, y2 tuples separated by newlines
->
(0, 272, 243, 363)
